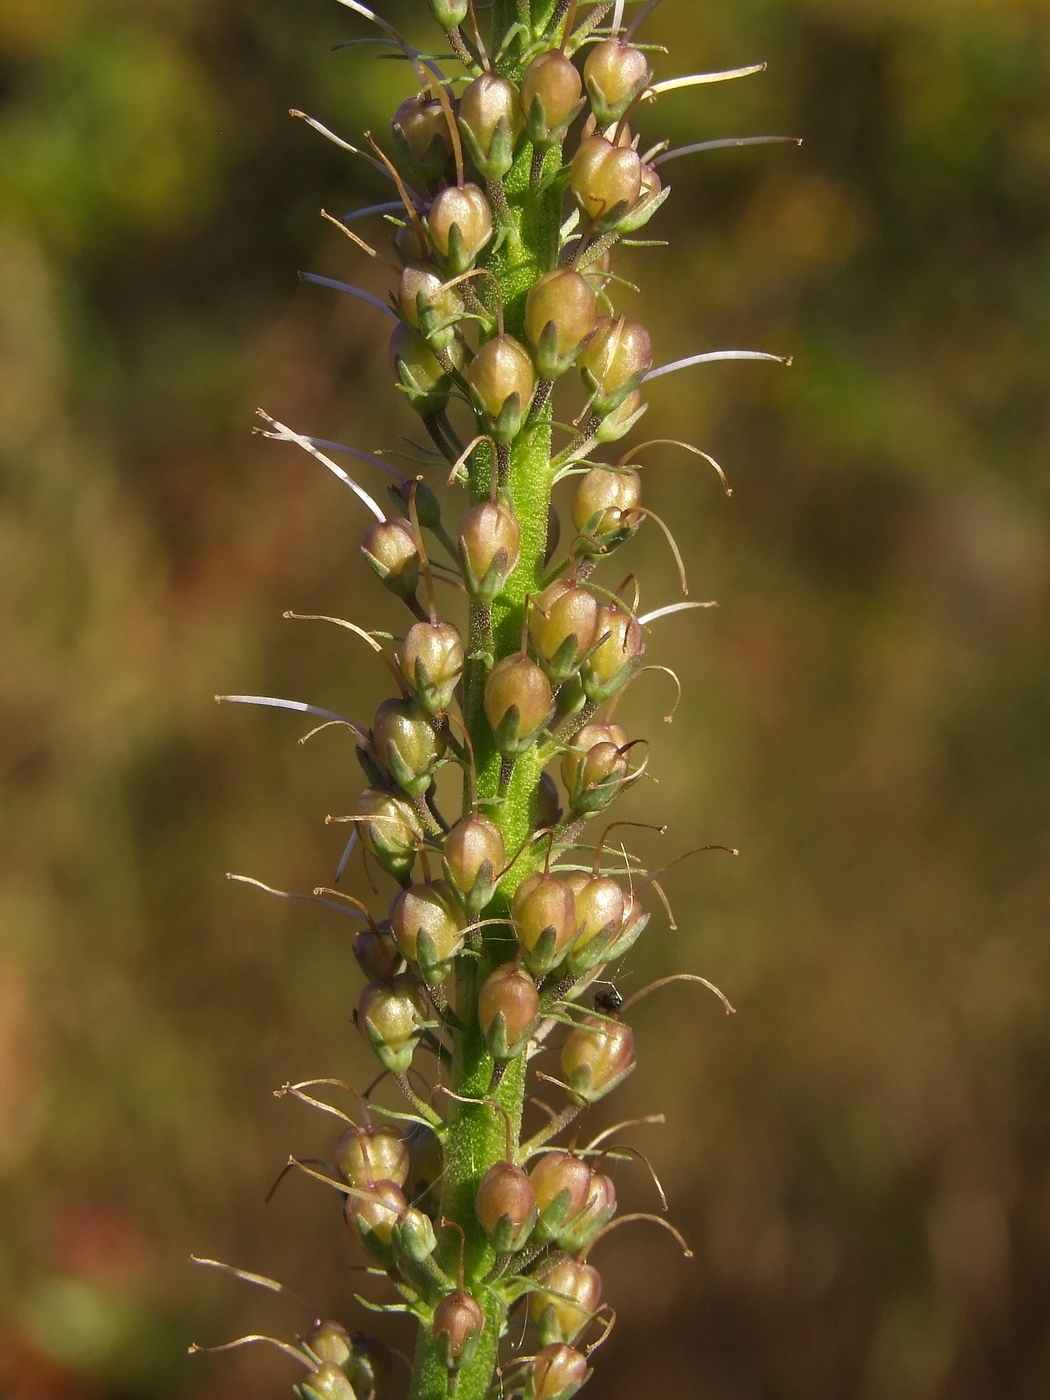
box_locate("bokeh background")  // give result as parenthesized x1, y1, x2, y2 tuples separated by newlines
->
(2, 0, 1048, 1395)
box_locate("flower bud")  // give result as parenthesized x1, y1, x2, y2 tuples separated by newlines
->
(526, 1344, 590, 1400)
(443, 814, 505, 914)
(392, 1205, 438, 1265)
(582, 602, 645, 702)
(344, 1178, 406, 1259)
(478, 962, 540, 1059)
(428, 0, 468, 27)
(334, 1121, 411, 1189)
(558, 1171, 617, 1253)
(564, 873, 626, 973)
(392, 96, 452, 183)
(594, 386, 647, 442)
(475, 1159, 538, 1251)
(560, 1014, 635, 1103)
(427, 182, 493, 274)
(458, 73, 521, 180)
(390, 879, 466, 985)
(397, 260, 463, 352)
(560, 720, 631, 815)
(529, 580, 601, 683)
(466, 335, 536, 442)
(570, 135, 642, 226)
(297, 1361, 359, 1400)
(571, 465, 642, 555)
(371, 698, 445, 797)
(354, 789, 423, 882)
(352, 923, 401, 983)
(484, 655, 553, 755)
(618, 159, 669, 234)
(303, 1320, 354, 1370)
(388, 322, 453, 417)
(396, 620, 464, 716)
(521, 50, 584, 145)
(432, 1291, 485, 1371)
(529, 1151, 593, 1246)
(524, 268, 599, 379)
(578, 317, 652, 415)
(457, 497, 520, 603)
(357, 974, 429, 1074)
(361, 515, 420, 599)
(529, 1258, 602, 1346)
(583, 39, 652, 125)
(511, 870, 578, 976)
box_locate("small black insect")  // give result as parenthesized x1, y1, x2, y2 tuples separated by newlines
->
(593, 984, 623, 1014)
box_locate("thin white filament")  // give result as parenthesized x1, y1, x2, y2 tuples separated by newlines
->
(298, 272, 398, 320)
(257, 412, 387, 520)
(645, 350, 791, 381)
(638, 601, 717, 626)
(650, 64, 766, 94)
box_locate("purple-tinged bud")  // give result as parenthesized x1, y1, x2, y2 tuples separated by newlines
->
(344, 1178, 406, 1259)
(354, 789, 423, 882)
(427, 183, 493, 274)
(392, 96, 452, 183)
(478, 962, 540, 1060)
(526, 1344, 591, 1400)
(571, 465, 642, 555)
(561, 720, 631, 815)
(352, 923, 401, 984)
(334, 1121, 410, 1189)
(529, 1151, 593, 1245)
(371, 698, 445, 797)
(560, 1014, 635, 1103)
(529, 579, 602, 683)
(564, 873, 626, 972)
(388, 322, 454, 418)
(582, 602, 645, 702)
(578, 317, 652, 415)
(297, 1361, 359, 1400)
(357, 974, 429, 1074)
(512, 870, 578, 976)
(457, 496, 521, 603)
(529, 1258, 603, 1346)
(466, 335, 536, 442)
(428, 0, 469, 28)
(361, 515, 420, 600)
(458, 73, 522, 180)
(398, 260, 463, 352)
(484, 656, 553, 755)
(521, 50, 584, 146)
(303, 1320, 354, 1370)
(396, 620, 464, 716)
(524, 269, 599, 379)
(558, 1170, 617, 1253)
(443, 814, 505, 914)
(475, 1159, 538, 1251)
(432, 1291, 485, 1370)
(570, 135, 642, 226)
(583, 39, 652, 125)
(390, 879, 466, 985)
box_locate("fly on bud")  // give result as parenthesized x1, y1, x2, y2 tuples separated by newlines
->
(427, 183, 493, 274)
(484, 655, 553, 755)
(458, 73, 522, 181)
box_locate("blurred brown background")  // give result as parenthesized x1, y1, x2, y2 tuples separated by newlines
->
(1, 0, 1048, 1395)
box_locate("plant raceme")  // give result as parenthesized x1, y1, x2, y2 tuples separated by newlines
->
(200, 3, 797, 1398)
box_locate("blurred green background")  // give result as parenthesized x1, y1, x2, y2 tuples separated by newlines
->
(1, 0, 1048, 1395)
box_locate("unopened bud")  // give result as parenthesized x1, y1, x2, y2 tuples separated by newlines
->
(344, 1179, 406, 1259)
(466, 335, 536, 442)
(525, 269, 599, 379)
(558, 1171, 617, 1253)
(484, 655, 553, 756)
(334, 1122, 410, 1189)
(388, 322, 453, 418)
(352, 923, 401, 984)
(428, 0, 469, 27)
(529, 580, 601, 683)
(354, 789, 423, 882)
(530, 1258, 602, 1346)
(521, 50, 584, 145)
(297, 1361, 359, 1400)
(512, 869, 578, 976)
(582, 602, 645, 702)
(571, 465, 642, 555)
(578, 317, 652, 415)
(457, 497, 520, 603)
(443, 814, 505, 913)
(561, 720, 631, 815)
(396, 620, 464, 716)
(392, 96, 452, 183)
(392, 1205, 438, 1265)
(432, 1291, 485, 1371)
(390, 880, 466, 985)
(427, 183, 493, 274)
(583, 39, 652, 125)
(526, 1344, 590, 1400)
(303, 1321, 353, 1370)
(560, 1013, 635, 1103)
(530, 1151, 592, 1246)
(371, 698, 445, 797)
(361, 515, 420, 599)
(475, 1159, 538, 1251)
(564, 874, 626, 973)
(458, 73, 521, 180)
(357, 975, 429, 1074)
(570, 135, 642, 226)
(478, 962, 540, 1059)
(398, 260, 463, 352)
